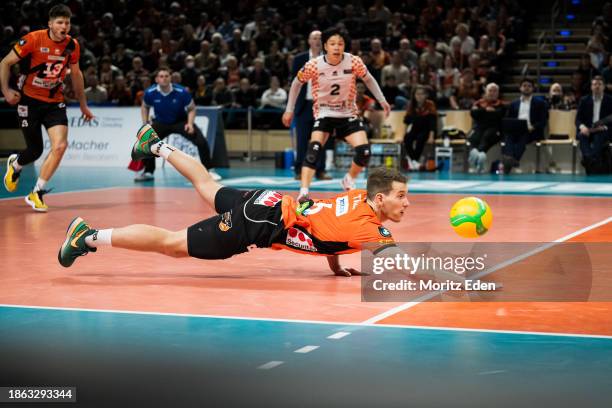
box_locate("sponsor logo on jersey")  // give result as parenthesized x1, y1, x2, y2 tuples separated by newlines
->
(343, 69, 352, 74)
(254, 190, 282, 207)
(55, 49, 61, 55)
(218, 211, 233, 232)
(17, 105, 28, 117)
(286, 227, 317, 252)
(40, 47, 49, 53)
(335, 196, 348, 216)
(332, 71, 338, 76)
(48, 55, 65, 61)
(378, 226, 392, 237)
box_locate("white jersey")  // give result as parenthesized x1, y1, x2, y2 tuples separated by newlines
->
(297, 52, 368, 119)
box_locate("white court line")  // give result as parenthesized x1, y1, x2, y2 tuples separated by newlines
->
(327, 332, 351, 340)
(0, 186, 127, 201)
(360, 216, 612, 325)
(294, 345, 319, 354)
(257, 361, 283, 370)
(1, 304, 611, 339)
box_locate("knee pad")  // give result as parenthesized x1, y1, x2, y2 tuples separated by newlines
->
(353, 144, 371, 167)
(304, 141, 322, 169)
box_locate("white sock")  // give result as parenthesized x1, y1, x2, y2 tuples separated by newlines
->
(12, 158, 23, 172)
(85, 228, 113, 248)
(299, 187, 309, 197)
(33, 178, 47, 192)
(151, 141, 176, 159)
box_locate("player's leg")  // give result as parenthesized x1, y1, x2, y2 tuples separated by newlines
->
(4, 113, 44, 193)
(343, 130, 370, 190)
(38, 124, 68, 182)
(299, 130, 329, 200)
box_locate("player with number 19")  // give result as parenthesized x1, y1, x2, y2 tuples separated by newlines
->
(283, 28, 391, 202)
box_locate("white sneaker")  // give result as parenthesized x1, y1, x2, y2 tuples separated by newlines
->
(134, 172, 154, 182)
(411, 159, 421, 171)
(341, 173, 355, 191)
(468, 148, 479, 169)
(476, 152, 487, 173)
(209, 170, 222, 181)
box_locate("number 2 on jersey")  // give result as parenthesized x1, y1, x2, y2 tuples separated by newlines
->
(330, 84, 340, 96)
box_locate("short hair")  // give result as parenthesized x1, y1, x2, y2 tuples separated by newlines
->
(366, 167, 408, 200)
(321, 28, 349, 48)
(155, 67, 171, 76)
(592, 75, 605, 84)
(520, 77, 535, 86)
(49, 4, 72, 20)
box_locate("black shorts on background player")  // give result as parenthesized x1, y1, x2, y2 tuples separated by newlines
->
(312, 116, 366, 139)
(187, 188, 283, 260)
(16, 94, 68, 164)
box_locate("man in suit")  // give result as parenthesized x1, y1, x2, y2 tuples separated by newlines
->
(502, 78, 548, 173)
(291, 30, 332, 180)
(576, 76, 612, 174)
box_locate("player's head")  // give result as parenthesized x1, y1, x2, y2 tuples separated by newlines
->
(48, 4, 72, 41)
(322, 28, 348, 57)
(155, 68, 172, 88)
(366, 168, 409, 223)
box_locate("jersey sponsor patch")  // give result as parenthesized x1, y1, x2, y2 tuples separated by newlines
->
(254, 190, 282, 207)
(218, 211, 233, 232)
(286, 227, 317, 252)
(378, 226, 392, 237)
(17, 105, 28, 117)
(335, 195, 349, 216)
(40, 47, 49, 53)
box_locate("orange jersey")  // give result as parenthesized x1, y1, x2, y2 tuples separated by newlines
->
(271, 189, 395, 255)
(13, 29, 80, 103)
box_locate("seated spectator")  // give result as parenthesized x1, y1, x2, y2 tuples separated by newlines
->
(180, 55, 200, 91)
(413, 58, 437, 90)
(259, 76, 287, 129)
(264, 41, 287, 82)
(468, 83, 506, 173)
(171, 71, 182, 86)
(381, 51, 411, 89)
(381, 75, 408, 110)
(193, 75, 211, 106)
(437, 55, 460, 109)
(210, 77, 234, 108)
(99, 56, 122, 90)
(220, 56, 245, 91)
(419, 39, 443, 70)
(248, 58, 271, 97)
(242, 40, 263, 70)
(403, 85, 438, 171)
(355, 81, 379, 139)
(84, 74, 108, 104)
(233, 78, 257, 109)
(108, 75, 133, 106)
(546, 83, 574, 110)
(386, 12, 406, 49)
(451, 23, 475, 64)
(576, 76, 612, 174)
(450, 69, 481, 110)
(228, 29, 247, 59)
(134, 75, 152, 106)
(475, 35, 497, 69)
(587, 26, 608, 71)
(194, 40, 219, 81)
(449, 37, 466, 69)
(398, 38, 419, 70)
(126, 56, 149, 88)
(349, 39, 363, 58)
(568, 71, 589, 104)
(502, 78, 548, 174)
(368, 38, 391, 82)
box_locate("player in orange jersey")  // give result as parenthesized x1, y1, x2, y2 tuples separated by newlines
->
(58, 125, 409, 276)
(1, 4, 94, 211)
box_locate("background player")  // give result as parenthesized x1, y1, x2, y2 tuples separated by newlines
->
(282, 28, 391, 201)
(137, 67, 220, 182)
(1, 4, 94, 211)
(59, 124, 409, 277)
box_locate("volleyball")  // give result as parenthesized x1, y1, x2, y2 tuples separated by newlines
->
(449, 197, 493, 238)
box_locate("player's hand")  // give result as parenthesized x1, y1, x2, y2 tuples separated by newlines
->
(333, 266, 369, 277)
(380, 101, 391, 118)
(184, 122, 194, 134)
(282, 112, 293, 127)
(3, 88, 21, 105)
(80, 104, 95, 121)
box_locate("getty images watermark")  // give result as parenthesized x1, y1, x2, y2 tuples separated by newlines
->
(361, 243, 611, 302)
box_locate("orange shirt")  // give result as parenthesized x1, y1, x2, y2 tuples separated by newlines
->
(13, 29, 80, 103)
(272, 189, 395, 256)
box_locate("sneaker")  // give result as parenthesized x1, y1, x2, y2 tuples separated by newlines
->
(58, 217, 97, 268)
(25, 189, 51, 212)
(341, 173, 355, 191)
(3, 153, 20, 192)
(468, 148, 479, 170)
(209, 170, 222, 181)
(134, 171, 154, 182)
(476, 152, 487, 173)
(131, 124, 161, 161)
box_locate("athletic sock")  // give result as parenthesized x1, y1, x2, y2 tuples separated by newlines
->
(33, 178, 47, 192)
(12, 157, 23, 172)
(152, 141, 176, 159)
(85, 228, 113, 248)
(299, 187, 309, 197)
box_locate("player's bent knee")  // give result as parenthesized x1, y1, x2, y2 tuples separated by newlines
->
(353, 144, 371, 167)
(304, 141, 322, 169)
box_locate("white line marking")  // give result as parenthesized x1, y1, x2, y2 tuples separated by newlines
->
(294, 345, 319, 353)
(478, 370, 507, 376)
(327, 332, 351, 340)
(1, 304, 611, 339)
(0, 186, 126, 201)
(361, 216, 612, 325)
(257, 361, 283, 370)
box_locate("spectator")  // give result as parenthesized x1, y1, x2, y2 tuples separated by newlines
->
(451, 23, 475, 62)
(179, 24, 199, 55)
(602, 55, 612, 95)
(228, 29, 247, 59)
(142, 38, 163, 72)
(242, 9, 264, 42)
(475, 35, 496, 69)
(112, 43, 131, 73)
(381, 75, 408, 110)
(419, 39, 444, 70)
(180, 55, 200, 91)
(194, 12, 215, 42)
(468, 83, 505, 173)
(134, 75, 152, 106)
(412, 58, 436, 89)
(403, 85, 438, 171)
(194, 41, 219, 80)
(233, 78, 257, 109)
(193, 75, 211, 106)
(264, 41, 287, 83)
(546, 83, 574, 110)
(108, 75, 133, 106)
(437, 55, 461, 109)
(386, 12, 406, 49)
(217, 12, 237, 42)
(368, 38, 391, 82)
(99, 56, 122, 89)
(502, 78, 548, 174)
(260, 76, 287, 109)
(84, 74, 108, 104)
(341, 5, 364, 36)
(241, 40, 263, 70)
(350, 39, 363, 58)
(171, 71, 182, 86)
(210, 77, 234, 108)
(248, 58, 271, 97)
(369, 0, 392, 24)
(126, 56, 149, 88)
(381, 51, 411, 89)
(220, 56, 245, 91)
(587, 26, 608, 71)
(576, 76, 612, 174)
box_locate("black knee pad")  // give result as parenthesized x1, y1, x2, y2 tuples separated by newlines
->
(353, 144, 371, 167)
(304, 141, 322, 169)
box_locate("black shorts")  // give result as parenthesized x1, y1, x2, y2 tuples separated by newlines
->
(312, 116, 367, 139)
(17, 94, 68, 131)
(187, 188, 284, 260)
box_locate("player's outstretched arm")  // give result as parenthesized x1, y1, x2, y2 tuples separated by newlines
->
(282, 76, 305, 127)
(362, 72, 390, 118)
(0, 51, 21, 105)
(326, 255, 368, 277)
